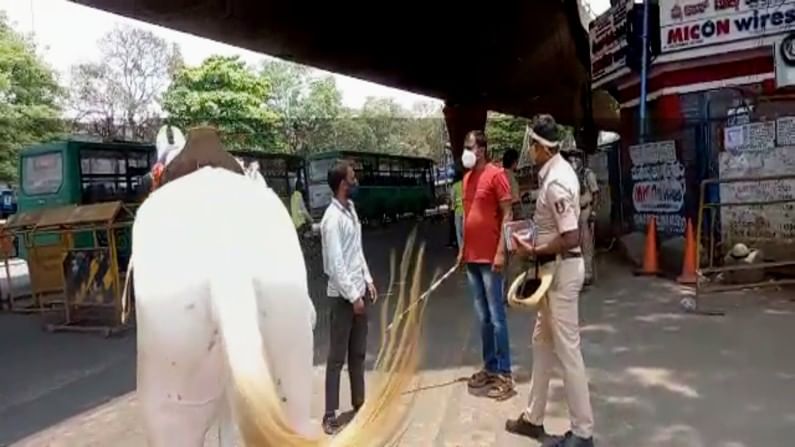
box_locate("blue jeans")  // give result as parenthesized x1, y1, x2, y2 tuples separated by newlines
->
(465, 263, 512, 374)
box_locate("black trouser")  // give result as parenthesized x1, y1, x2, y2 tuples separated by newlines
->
(324, 295, 368, 415)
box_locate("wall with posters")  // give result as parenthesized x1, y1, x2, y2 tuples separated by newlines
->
(719, 116, 795, 260)
(660, 0, 795, 53)
(628, 140, 689, 234)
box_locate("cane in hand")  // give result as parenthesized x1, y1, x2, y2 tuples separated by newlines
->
(386, 264, 459, 331)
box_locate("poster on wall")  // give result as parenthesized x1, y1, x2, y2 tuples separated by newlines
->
(719, 145, 795, 260)
(659, 0, 795, 53)
(723, 120, 776, 155)
(629, 140, 687, 234)
(777, 116, 795, 146)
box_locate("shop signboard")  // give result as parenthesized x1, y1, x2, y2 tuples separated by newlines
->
(590, 0, 633, 84)
(660, 0, 795, 53)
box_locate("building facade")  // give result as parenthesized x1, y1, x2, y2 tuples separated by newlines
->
(591, 0, 795, 260)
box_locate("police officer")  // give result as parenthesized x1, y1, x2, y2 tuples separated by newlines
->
(561, 147, 599, 285)
(504, 115, 595, 447)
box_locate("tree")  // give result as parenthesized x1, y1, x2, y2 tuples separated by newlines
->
(163, 55, 281, 150)
(359, 97, 410, 154)
(69, 25, 180, 141)
(486, 112, 528, 159)
(260, 60, 343, 154)
(403, 100, 446, 160)
(0, 12, 63, 182)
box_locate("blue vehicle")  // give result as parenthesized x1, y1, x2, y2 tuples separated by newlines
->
(0, 188, 17, 218)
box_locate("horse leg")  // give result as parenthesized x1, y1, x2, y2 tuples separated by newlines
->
(136, 286, 227, 447)
(216, 397, 238, 447)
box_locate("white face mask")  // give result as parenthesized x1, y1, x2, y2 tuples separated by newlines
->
(461, 149, 476, 169)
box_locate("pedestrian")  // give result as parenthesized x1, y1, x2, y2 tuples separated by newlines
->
(291, 178, 314, 235)
(450, 168, 465, 248)
(561, 148, 599, 285)
(458, 130, 515, 400)
(504, 114, 595, 447)
(320, 160, 378, 435)
(502, 148, 523, 219)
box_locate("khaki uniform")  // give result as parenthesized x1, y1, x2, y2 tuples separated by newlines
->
(579, 168, 599, 282)
(524, 154, 594, 439)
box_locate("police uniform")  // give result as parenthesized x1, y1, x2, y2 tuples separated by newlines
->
(579, 167, 599, 283)
(524, 153, 594, 439)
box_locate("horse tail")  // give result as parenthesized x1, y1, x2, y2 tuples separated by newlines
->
(214, 234, 427, 447)
(211, 254, 318, 446)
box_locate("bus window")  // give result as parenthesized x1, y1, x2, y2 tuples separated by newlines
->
(79, 148, 151, 204)
(22, 152, 63, 195)
(309, 158, 337, 184)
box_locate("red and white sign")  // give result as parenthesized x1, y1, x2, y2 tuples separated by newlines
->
(590, 0, 633, 83)
(660, 0, 795, 52)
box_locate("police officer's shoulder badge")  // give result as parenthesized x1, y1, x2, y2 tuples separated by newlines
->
(554, 200, 567, 214)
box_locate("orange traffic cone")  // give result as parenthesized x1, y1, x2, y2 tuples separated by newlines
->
(636, 216, 660, 276)
(677, 218, 698, 284)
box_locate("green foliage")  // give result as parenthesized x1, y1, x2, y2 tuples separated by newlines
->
(0, 12, 63, 183)
(485, 112, 528, 160)
(163, 55, 282, 150)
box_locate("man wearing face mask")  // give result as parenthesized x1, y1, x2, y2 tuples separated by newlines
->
(504, 115, 595, 447)
(458, 130, 515, 400)
(320, 160, 377, 434)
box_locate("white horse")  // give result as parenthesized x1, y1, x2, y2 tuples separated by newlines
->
(132, 125, 424, 447)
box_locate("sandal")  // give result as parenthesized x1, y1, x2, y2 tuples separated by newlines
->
(487, 374, 516, 401)
(467, 369, 496, 389)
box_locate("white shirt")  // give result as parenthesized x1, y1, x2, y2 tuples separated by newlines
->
(534, 153, 582, 251)
(320, 198, 373, 302)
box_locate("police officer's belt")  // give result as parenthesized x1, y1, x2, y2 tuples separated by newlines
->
(536, 251, 581, 265)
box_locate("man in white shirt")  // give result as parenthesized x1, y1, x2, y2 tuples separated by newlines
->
(320, 160, 377, 435)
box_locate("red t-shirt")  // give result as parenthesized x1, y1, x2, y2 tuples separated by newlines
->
(462, 163, 512, 264)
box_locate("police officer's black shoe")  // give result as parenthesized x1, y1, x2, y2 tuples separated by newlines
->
(544, 430, 594, 447)
(504, 413, 545, 439)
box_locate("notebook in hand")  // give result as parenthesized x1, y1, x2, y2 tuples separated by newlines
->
(503, 219, 536, 251)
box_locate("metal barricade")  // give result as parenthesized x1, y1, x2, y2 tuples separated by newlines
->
(696, 174, 795, 294)
(4, 201, 134, 335)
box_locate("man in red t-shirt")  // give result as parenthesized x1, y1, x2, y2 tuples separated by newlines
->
(457, 130, 515, 400)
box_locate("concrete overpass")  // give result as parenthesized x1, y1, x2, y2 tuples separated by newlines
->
(70, 0, 613, 152)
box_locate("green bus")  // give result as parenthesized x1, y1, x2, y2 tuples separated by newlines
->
(228, 150, 307, 207)
(16, 139, 156, 265)
(306, 151, 435, 223)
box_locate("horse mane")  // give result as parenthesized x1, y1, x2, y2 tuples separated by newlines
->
(159, 126, 244, 187)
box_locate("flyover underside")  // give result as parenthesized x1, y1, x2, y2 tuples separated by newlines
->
(69, 0, 591, 126)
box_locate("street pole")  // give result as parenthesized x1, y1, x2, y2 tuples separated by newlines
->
(639, 0, 650, 143)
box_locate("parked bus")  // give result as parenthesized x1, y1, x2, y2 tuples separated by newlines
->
(16, 140, 156, 265)
(306, 151, 435, 224)
(227, 150, 307, 207)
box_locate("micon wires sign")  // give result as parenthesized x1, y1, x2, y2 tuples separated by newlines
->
(660, 0, 795, 52)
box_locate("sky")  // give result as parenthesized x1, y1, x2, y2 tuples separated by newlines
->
(0, 0, 611, 109)
(0, 0, 440, 109)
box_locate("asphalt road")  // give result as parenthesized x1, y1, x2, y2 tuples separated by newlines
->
(4, 217, 795, 446)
